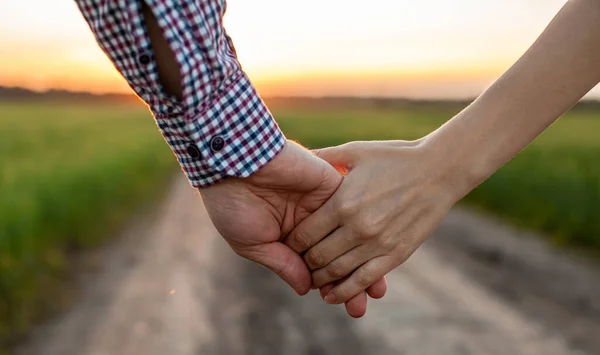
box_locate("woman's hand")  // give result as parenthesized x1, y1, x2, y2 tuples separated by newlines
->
(283, 0, 600, 306)
(284, 140, 465, 304)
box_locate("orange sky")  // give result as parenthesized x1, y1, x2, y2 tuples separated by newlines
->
(1, 0, 598, 99)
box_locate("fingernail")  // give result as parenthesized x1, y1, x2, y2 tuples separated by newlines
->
(324, 293, 337, 304)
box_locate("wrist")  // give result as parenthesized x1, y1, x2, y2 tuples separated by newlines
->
(416, 127, 490, 204)
(245, 140, 340, 190)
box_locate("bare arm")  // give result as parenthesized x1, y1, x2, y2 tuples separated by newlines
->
(286, 0, 600, 304)
(429, 0, 600, 198)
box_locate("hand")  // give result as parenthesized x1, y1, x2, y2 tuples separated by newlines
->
(284, 140, 462, 304)
(200, 140, 387, 317)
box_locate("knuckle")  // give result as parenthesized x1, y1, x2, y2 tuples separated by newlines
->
(357, 221, 379, 240)
(353, 213, 384, 240)
(326, 261, 346, 279)
(398, 255, 409, 266)
(293, 230, 313, 251)
(343, 141, 367, 154)
(356, 267, 376, 286)
(379, 236, 397, 252)
(341, 141, 360, 152)
(397, 247, 413, 265)
(304, 249, 325, 269)
(336, 199, 357, 218)
(390, 243, 412, 267)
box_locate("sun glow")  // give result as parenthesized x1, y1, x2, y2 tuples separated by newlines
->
(3, 0, 598, 99)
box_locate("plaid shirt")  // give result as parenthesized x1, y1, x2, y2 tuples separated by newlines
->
(75, 0, 285, 188)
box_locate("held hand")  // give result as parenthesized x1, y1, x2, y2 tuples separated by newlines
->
(199, 140, 386, 317)
(285, 140, 462, 304)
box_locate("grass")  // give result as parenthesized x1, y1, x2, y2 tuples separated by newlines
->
(1, 98, 599, 349)
(0, 102, 176, 346)
(273, 101, 600, 251)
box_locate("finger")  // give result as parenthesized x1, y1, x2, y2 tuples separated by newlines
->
(312, 244, 378, 289)
(318, 275, 349, 300)
(284, 199, 339, 254)
(366, 277, 387, 299)
(319, 278, 368, 318)
(344, 279, 388, 318)
(324, 256, 395, 304)
(344, 291, 368, 318)
(241, 242, 312, 296)
(303, 227, 359, 271)
(323, 277, 388, 300)
(319, 282, 337, 299)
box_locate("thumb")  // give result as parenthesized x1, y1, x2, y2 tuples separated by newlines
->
(313, 142, 362, 172)
(240, 242, 312, 296)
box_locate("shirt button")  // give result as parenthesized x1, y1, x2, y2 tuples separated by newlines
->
(186, 144, 202, 160)
(210, 136, 225, 152)
(138, 53, 152, 65)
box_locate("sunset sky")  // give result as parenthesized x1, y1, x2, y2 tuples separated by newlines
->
(1, 0, 598, 99)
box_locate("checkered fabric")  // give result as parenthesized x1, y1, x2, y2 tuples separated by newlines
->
(75, 0, 286, 187)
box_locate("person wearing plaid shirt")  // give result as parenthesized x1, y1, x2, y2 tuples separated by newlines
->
(75, 0, 388, 318)
(77, 0, 600, 318)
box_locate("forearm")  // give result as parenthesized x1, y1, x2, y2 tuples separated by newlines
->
(425, 0, 600, 198)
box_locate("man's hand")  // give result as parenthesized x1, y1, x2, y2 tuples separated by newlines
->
(200, 141, 386, 317)
(142, 5, 386, 318)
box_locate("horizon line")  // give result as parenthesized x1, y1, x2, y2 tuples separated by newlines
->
(3, 84, 600, 104)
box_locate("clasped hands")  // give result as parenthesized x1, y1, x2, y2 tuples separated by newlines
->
(200, 139, 460, 318)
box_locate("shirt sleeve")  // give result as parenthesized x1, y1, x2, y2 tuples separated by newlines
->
(75, 0, 286, 188)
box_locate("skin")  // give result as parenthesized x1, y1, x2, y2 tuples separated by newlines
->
(201, 141, 388, 317)
(142, 4, 387, 317)
(285, 0, 600, 305)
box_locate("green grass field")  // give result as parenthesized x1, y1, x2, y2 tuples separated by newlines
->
(273, 101, 600, 251)
(1, 98, 599, 350)
(0, 102, 176, 346)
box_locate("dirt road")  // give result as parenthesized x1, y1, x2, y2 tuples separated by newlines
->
(17, 177, 600, 355)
